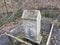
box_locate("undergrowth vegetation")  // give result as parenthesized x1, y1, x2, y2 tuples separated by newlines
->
(41, 9, 59, 19)
(0, 9, 60, 27)
(0, 10, 22, 27)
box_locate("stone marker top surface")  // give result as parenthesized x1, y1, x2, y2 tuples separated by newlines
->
(22, 10, 41, 19)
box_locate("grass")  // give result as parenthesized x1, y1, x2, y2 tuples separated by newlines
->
(0, 9, 60, 27)
(0, 11, 22, 27)
(41, 9, 59, 19)
(0, 12, 12, 26)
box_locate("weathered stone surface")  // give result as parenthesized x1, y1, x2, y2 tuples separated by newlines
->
(10, 25, 24, 36)
(0, 34, 9, 45)
(21, 10, 42, 43)
(0, 18, 60, 45)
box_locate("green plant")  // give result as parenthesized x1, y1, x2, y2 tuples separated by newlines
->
(0, 11, 22, 27)
(41, 9, 59, 19)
